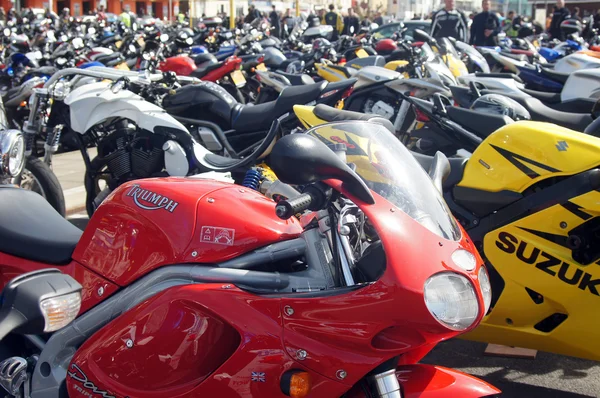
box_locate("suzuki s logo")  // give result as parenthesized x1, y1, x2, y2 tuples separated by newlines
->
(556, 140, 569, 151)
(126, 184, 179, 213)
(495, 232, 600, 297)
(68, 364, 115, 398)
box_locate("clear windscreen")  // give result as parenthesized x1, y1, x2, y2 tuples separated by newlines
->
(306, 122, 461, 241)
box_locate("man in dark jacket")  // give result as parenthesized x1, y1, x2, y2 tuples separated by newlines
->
(343, 7, 360, 35)
(431, 0, 470, 41)
(269, 6, 281, 38)
(549, 0, 570, 40)
(323, 4, 344, 40)
(470, 0, 501, 46)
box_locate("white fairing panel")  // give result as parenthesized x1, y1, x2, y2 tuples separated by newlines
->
(553, 53, 600, 74)
(64, 82, 189, 134)
(458, 74, 524, 94)
(354, 66, 401, 89)
(561, 68, 600, 101)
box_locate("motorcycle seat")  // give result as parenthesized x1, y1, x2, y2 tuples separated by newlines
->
(446, 107, 513, 138)
(231, 81, 328, 133)
(190, 61, 223, 79)
(276, 71, 315, 85)
(411, 151, 468, 190)
(0, 187, 82, 264)
(481, 89, 593, 131)
(540, 67, 570, 84)
(312, 104, 395, 133)
(520, 88, 561, 103)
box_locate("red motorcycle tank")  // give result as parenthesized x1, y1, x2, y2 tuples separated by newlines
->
(71, 178, 302, 286)
(159, 55, 197, 76)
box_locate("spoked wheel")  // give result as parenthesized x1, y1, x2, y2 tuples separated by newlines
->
(17, 156, 66, 217)
(84, 156, 114, 217)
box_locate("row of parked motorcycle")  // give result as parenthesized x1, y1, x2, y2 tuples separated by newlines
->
(0, 12, 599, 398)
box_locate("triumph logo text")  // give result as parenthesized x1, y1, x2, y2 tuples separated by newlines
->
(126, 184, 179, 213)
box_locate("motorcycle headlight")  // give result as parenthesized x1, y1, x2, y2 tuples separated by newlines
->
(478, 266, 492, 315)
(424, 272, 479, 330)
(0, 130, 25, 177)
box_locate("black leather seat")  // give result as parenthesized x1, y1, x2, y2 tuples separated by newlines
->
(0, 187, 82, 264)
(312, 104, 395, 132)
(276, 71, 315, 85)
(190, 61, 224, 79)
(481, 89, 593, 131)
(520, 88, 561, 103)
(446, 107, 513, 138)
(231, 81, 328, 133)
(411, 152, 468, 190)
(541, 67, 570, 84)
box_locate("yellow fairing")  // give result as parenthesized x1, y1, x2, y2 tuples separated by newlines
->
(295, 105, 326, 128)
(384, 61, 410, 78)
(315, 63, 351, 82)
(459, 121, 600, 193)
(442, 54, 468, 77)
(465, 190, 600, 360)
(459, 120, 600, 360)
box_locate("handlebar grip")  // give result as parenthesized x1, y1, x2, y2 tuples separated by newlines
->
(275, 193, 313, 220)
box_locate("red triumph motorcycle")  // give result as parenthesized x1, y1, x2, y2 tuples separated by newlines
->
(0, 121, 500, 398)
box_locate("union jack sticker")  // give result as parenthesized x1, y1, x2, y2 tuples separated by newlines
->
(251, 372, 266, 382)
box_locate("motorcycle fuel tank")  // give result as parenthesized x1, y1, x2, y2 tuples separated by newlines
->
(159, 54, 197, 76)
(72, 178, 302, 286)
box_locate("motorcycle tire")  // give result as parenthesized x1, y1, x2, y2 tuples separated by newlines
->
(18, 156, 66, 217)
(221, 81, 246, 104)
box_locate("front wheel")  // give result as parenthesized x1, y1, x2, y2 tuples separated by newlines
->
(17, 157, 66, 217)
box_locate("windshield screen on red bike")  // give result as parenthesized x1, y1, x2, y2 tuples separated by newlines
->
(306, 121, 461, 241)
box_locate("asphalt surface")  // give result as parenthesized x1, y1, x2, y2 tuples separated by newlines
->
(60, 151, 600, 398)
(422, 339, 600, 397)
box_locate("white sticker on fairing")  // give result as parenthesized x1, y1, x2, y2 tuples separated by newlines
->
(201, 226, 235, 246)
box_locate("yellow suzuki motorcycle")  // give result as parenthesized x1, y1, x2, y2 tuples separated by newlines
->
(293, 103, 600, 361)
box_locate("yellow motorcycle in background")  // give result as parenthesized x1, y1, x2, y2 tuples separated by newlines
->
(293, 103, 600, 361)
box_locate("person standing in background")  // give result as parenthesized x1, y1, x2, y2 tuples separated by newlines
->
(323, 4, 344, 40)
(343, 7, 360, 35)
(373, 11, 383, 25)
(270, 6, 281, 38)
(470, 0, 500, 46)
(549, 0, 570, 40)
(573, 6, 582, 21)
(431, 0, 469, 41)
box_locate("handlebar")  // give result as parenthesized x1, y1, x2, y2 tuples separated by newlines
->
(276, 193, 313, 219)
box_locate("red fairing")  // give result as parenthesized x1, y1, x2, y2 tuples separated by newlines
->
(159, 55, 197, 76)
(0, 252, 118, 314)
(72, 178, 302, 286)
(279, 183, 487, 386)
(202, 56, 242, 82)
(345, 365, 500, 397)
(68, 284, 349, 398)
(510, 49, 534, 57)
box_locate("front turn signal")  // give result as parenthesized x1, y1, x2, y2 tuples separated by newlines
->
(281, 370, 312, 397)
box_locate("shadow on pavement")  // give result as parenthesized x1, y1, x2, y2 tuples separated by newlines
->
(422, 339, 598, 397)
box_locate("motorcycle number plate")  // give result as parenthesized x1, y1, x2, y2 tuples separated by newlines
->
(231, 70, 246, 87)
(137, 37, 145, 47)
(256, 63, 267, 71)
(356, 49, 369, 58)
(115, 40, 123, 49)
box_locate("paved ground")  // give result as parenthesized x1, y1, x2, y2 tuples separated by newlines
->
(56, 151, 600, 398)
(54, 147, 96, 215)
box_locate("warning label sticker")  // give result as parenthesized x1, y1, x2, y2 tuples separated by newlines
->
(200, 226, 235, 246)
